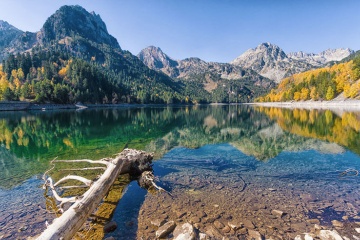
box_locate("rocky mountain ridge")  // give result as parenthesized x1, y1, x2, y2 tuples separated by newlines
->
(287, 48, 353, 66)
(231, 42, 353, 83)
(138, 46, 274, 90)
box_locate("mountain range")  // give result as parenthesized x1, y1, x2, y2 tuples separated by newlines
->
(138, 43, 353, 84)
(0, 5, 356, 104)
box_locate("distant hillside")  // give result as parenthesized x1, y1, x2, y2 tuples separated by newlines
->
(256, 56, 360, 102)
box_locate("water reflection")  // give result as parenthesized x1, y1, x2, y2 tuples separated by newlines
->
(255, 107, 360, 155)
(1, 105, 360, 238)
(1, 106, 360, 189)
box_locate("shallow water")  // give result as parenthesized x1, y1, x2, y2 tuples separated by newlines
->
(0, 105, 360, 239)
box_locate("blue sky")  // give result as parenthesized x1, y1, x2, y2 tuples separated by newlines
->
(1, 0, 359, 62)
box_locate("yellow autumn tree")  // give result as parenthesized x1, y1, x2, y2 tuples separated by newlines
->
(300, 88, 309, 100)
(325, 86, 335, 100)
(293, 92, 301, 101)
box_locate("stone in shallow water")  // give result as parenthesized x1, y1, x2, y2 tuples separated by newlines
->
(331, 220, 344, 228)
(156, 221, 176, 238)
(242, 219, 255, 229)
(213, 220, 225, 229)
(271, 209, 285, 218)
(228, 220, 242, 230)
(173, 222, 196, 240)
(307, 218, 320, 224)
(294, 233, 314, 240)
(151, 218, 166, 227)
(104, 221, 117, 233)
(205, 225, 223, 238)
(318, 230, 343, 240)
(247, 229, 263, 240)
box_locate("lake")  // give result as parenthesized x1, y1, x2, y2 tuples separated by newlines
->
(0, 105, 359, 239)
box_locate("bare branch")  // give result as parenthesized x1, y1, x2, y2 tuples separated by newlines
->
(53, 159, 109, 166)
(54, 175, 92, 187)
(60, 167, 106, 171)
(42, 157, 58, 180)
(45, 177, 77, 211)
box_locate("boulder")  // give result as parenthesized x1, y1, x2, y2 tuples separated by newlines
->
(173, 223, 196, 240)
(318, 230, 343, 240)
(156, 221, 176, 239)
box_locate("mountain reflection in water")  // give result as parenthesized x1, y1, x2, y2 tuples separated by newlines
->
(0, 105, 360, 239)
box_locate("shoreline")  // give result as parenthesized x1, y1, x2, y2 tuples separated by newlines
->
(248, 99, 360, 110)
(0, 100, 359, 111)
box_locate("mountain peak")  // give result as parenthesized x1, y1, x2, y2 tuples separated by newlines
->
(40, 5, 120, 49)
(0, 20, 20, 32)
(231, 43, 307, 82)
(138, 46, 179, 77)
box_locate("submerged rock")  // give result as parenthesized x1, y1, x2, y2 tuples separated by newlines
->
(318, 230, 343, 240)
(294, 233, 314, 240)
(271, 209, 285, 218)
(173, 222, 196, 240)
(151, 218, 166, 227)
(331, 220, 344, 229)
(104, 221, 117, 233)
(247, 229, 264, 240)
(156, 221, 176, 238)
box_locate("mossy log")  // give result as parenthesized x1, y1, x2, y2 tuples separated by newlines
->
(36, 149, 153, 240)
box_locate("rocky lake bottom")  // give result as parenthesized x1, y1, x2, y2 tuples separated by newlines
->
(106, 144, 360, 239)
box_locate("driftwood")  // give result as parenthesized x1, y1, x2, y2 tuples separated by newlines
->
(37, 149, 153, 240)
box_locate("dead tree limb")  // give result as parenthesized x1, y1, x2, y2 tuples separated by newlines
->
(36, 148, 153, 240)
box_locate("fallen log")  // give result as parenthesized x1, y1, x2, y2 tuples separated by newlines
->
(36, 148, 153, 240)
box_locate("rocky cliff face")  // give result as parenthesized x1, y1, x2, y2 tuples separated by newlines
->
(138, 46, 179, 78)
(287, 48, 354, 66)
(138, 46, 274, 90)
(0, 5, 122, 62)
(0, 21, 37, 61)
(231, 43, 313, 83)
(38, 5, 120, 49)
(231, 43, 353, 83)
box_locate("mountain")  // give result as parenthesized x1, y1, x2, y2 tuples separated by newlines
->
(138, 46, 179, 78)
(138, 46, 275, 96)
(0, 20, 22, 50)
(287, 48, 354, 66)
(231, 43, 353, 83)
(256, 54, 360, 102)
(0, 5, 189, 104)
(38, 5, 120, 49)
(0, 21, 38, 61)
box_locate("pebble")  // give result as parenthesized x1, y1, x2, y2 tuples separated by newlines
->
(214, 220, 225, 229)
(104, 221, 117, 233)
(18, 225, 28, 232)
(307, 219, 320, 224)
(221, 225, 231, 233)
(331, 220, 344, 229)
(271, 209, 284, 218)
(242, 219, 255, 229)
(228, 220, 242, 230)
(247, 229, 263, 240)
(150, 218, 166, 227)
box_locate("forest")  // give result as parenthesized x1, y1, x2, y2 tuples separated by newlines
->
(256, 56, 360, 102)
(0, 48, 269, 104)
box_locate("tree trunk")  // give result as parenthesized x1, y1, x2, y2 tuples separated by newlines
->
(36, 149, 153, 240)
